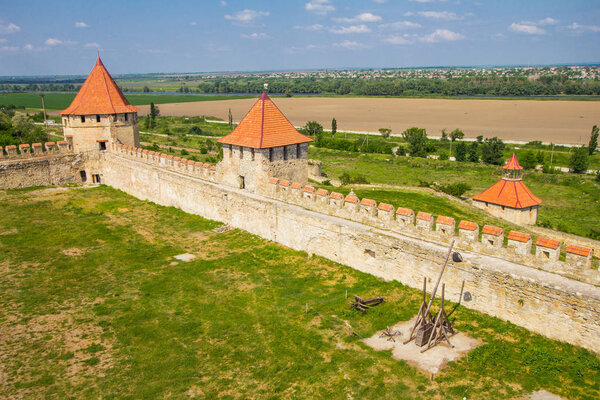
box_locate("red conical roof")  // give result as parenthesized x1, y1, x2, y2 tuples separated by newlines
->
(503, 153, 523, 170)
(472, 179, 541, 209)
(217, 92, 313, 149)
(60, 56, 139, 116)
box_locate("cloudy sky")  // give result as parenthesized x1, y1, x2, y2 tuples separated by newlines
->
(1, 0, 599, 76)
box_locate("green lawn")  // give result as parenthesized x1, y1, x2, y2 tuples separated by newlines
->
(0, 93, 252, 111)
(0, 186, 598, 399)
(310, 148, 600, 240)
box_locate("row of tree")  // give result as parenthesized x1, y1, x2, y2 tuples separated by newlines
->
(5, 74, 600, 97)
(190, 75, 600, 97)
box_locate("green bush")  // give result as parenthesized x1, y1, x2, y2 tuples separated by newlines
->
(188, 126, 203, 135)
(437, 182, 471, 198)
(438, 151, 449, 161)
(395, 145, 405, 156)
(340, 172, 370, 185)
(521, 150, 537, 169)
(569, 146, 589, 173)
(200, 147, 208, 154)
(180, 149, 189, 156)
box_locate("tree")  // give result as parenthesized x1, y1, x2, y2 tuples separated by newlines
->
(440, 129, 449, 142)
(455, 141, 467, 162)
(589, 125, 599, 155)
(476, 135, 484, 143)
(521, 150, 537, 169)
(402, 127, 427, 158)
(331, 118, 337, 137)
(304, 121, 323, 136)
(569, 146, 589, 173)
(536, 150, 545, 164)
(449, 128, 464, 156)
(450, 128, 464, 142)
(480, 137, 505, 165)
(149, 103, 160, 129)
(467, 141, 479, 162)
(378, 128, 391, 139)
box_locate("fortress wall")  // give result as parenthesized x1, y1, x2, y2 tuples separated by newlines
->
(261, 179, 598, 284)
(0, 142, 85, 189)
(99, 149, 600, 353)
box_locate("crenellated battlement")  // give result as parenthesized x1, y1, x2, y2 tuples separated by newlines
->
(264, 177, 597, 285)
(0, 141, 71, 160)
(110, 142, 219, 182)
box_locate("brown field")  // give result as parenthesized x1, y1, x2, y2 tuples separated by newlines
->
(138, 97, 600, 144)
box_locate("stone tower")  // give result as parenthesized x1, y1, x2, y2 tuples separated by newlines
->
(471, 153, 542, 225)
(60, 56, 140, 153)
(217, 92, 313, 192)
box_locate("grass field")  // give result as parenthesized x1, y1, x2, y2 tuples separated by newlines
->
(0, 185, 598, 399)
(0, 93, 253, 111)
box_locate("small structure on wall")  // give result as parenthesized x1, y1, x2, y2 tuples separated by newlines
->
(471, 154, 541, 225)
(217, 92, 313, 192)
(60, 56, 140, 153)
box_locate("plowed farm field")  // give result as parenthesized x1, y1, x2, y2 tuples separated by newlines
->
(138, 97, 600, 144)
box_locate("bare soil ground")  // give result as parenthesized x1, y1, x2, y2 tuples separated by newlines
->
(363, 316, 482, 375)
(138, 97, 600, 144)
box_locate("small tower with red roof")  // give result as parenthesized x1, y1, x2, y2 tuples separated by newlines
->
(471, 153, 542, 225)
(60, 56, 140, 152)
(217, 92, 313, 192)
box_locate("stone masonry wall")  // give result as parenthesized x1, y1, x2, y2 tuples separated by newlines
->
(99, 146, 600, 354)
(0, 142, 85, 188)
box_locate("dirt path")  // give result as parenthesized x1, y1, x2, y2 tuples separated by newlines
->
(137, 97, 600, 145)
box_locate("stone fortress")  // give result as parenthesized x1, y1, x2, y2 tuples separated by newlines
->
(1, 57, 599, 354)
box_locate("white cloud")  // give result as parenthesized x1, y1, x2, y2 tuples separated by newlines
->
(568, 22, 600, 32)
(85, 42, 101, 48)
(331, 24, 371, 34)
(333, 40, 369, 50)
(538, 17, 558, 26)
(305, 0, 335, 15)
(241, 32, 269, 39)
(384, 35, 414, 45)
(379, 20, 421, 30)
(0, 45, 18, 51)
(420, 29, 464, 42)
(508, 22, 546, 35)
(412, 11, 460, 20)
(220, 0, 227, 6)
(224, 9, 269, 23)
(75, 21, 88, 28)
(410, 0, 435, 2)
(0, 38, 7, 43)
(23, 44, 48, 51)
(334, 13, 382, 23)
(45, 38, 63, 45)
(372, 0, 388, 3)
(0, 21, 20, 34)
(294, 24, 324, 31)
(286, 44, 319, 54)
(190, 21, 197, 26)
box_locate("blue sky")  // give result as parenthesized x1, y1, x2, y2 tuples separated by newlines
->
(1, 0, 599, 76)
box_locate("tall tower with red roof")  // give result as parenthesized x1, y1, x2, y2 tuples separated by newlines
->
(217, 92, 313, 192)
(60, 56, 140, 152)
(471, 153, 542, 225)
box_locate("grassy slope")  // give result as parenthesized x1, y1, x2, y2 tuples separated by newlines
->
(310, 148, 600, 239)
(0, 93, 252, 110)
(0, 186, 598, 399)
